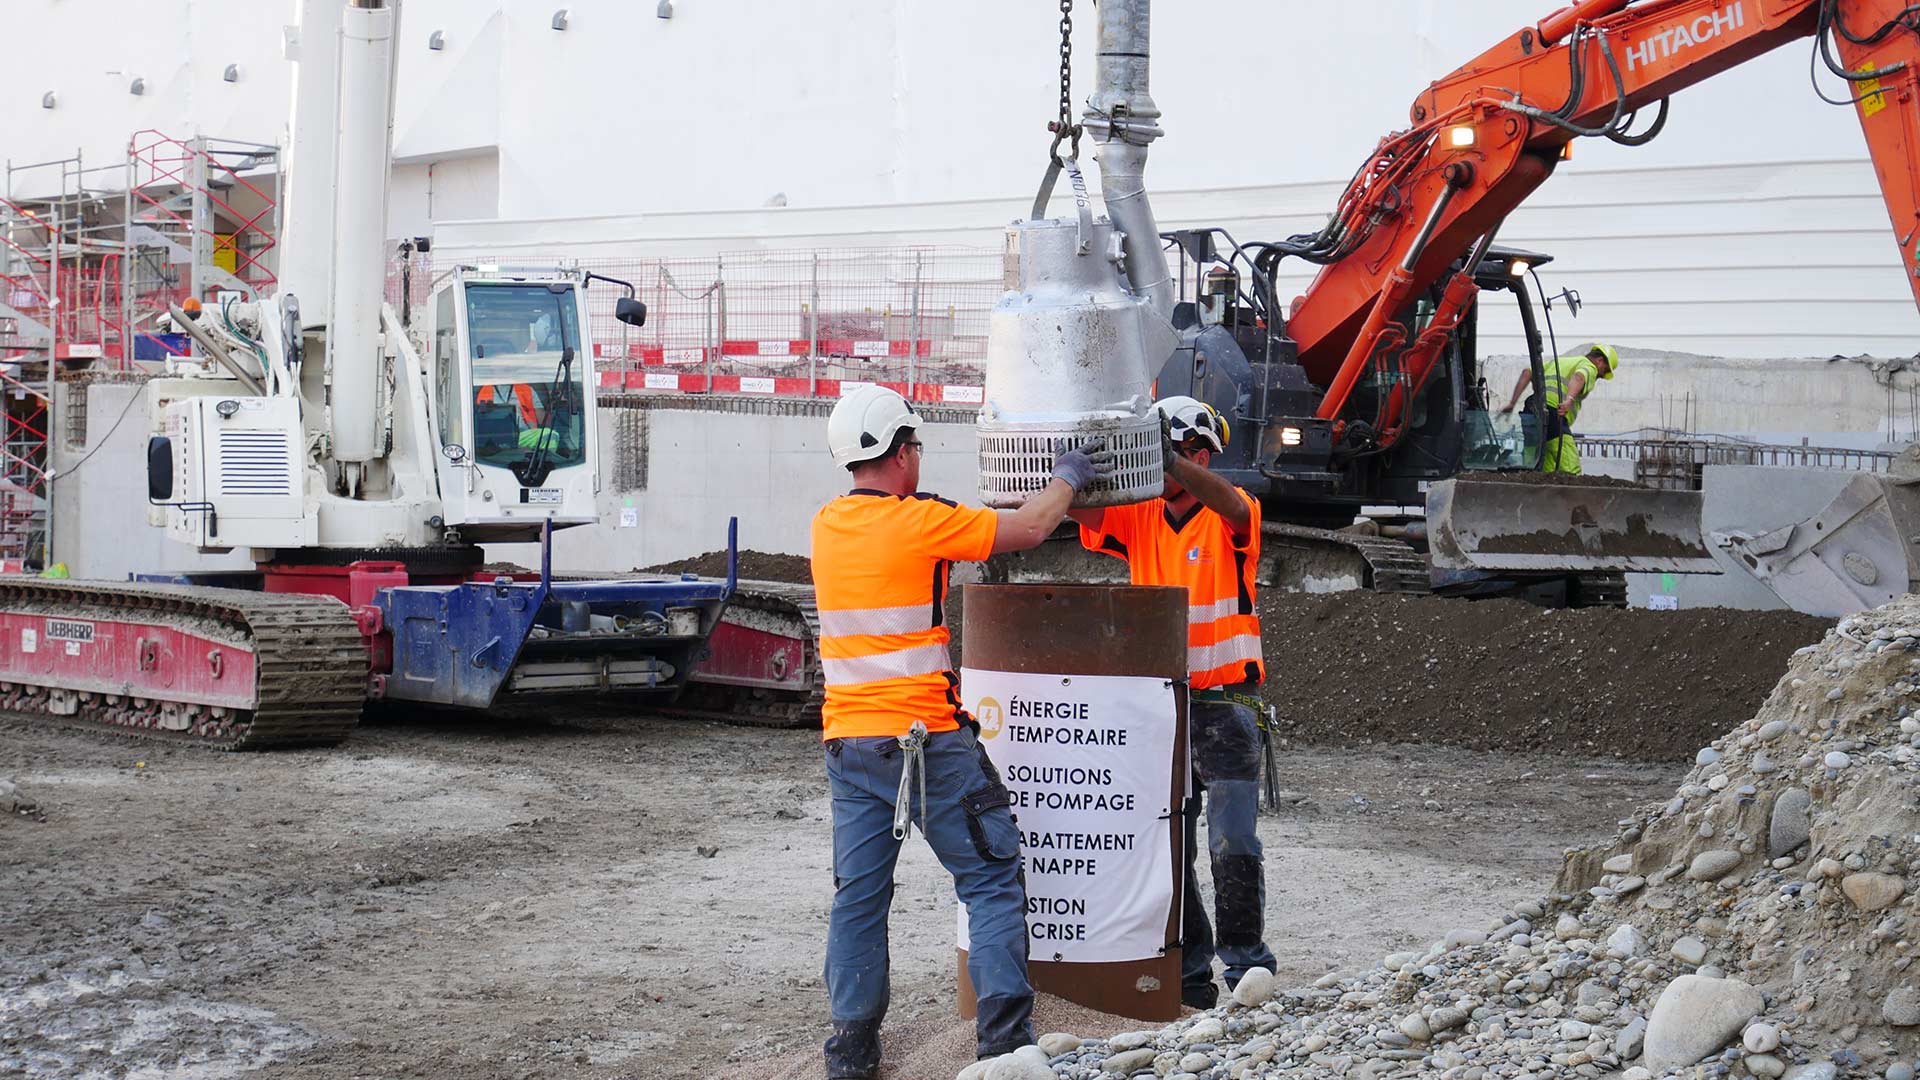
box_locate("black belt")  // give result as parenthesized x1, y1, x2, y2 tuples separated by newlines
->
(1191, 686, 1264, 713)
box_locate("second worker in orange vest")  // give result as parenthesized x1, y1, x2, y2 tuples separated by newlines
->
(1074, 395, 1277, 1010)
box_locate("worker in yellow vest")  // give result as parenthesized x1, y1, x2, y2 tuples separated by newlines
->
(1501, 343, 1619, 474)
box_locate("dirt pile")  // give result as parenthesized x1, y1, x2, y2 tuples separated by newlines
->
(643, 549, 814, 584)
(1035, 596, 1920, 1080)
(1258, 592, 1829, 761)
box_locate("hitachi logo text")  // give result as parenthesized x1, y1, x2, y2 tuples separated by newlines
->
(1624, 3, 1744, 71)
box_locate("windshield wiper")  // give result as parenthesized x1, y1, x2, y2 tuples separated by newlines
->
(510, 285, 576, 488)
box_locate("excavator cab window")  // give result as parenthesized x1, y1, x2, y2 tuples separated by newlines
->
(463, 283, 587, 475)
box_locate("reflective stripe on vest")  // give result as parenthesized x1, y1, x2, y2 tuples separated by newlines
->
(817, 603, 937, 639)
(1189, 633, 1263, 679)
(1189, 596, 1242, 625)
(821, 641, 952, 686)
(1188, 595, 1262, 687)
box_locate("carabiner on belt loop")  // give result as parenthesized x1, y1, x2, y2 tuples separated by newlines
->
(893, 719, 930, 841)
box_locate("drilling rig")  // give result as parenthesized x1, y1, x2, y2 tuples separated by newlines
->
(0, 0, 736, 748)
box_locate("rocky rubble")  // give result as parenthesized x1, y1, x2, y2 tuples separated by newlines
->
(999, 597, 1920, 1079)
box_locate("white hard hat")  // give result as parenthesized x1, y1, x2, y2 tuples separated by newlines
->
(1155, 395, 1228, 453)
(827, 384, 921, 467)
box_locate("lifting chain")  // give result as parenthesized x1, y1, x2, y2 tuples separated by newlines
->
(1031, 0, 1094, 249)
(1047, 0, 1081, 164)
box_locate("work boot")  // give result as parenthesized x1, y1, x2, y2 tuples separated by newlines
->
(824, 1017, 882, 1079)
(1181, 980, 1218, 1011)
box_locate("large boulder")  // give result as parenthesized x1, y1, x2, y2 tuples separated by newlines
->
(1643, 975, 1764, 1072)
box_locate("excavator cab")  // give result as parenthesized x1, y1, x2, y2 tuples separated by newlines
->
(1137, 235, 1712, 601)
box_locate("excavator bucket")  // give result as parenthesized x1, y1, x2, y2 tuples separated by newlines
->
(1716, 471, 1920, 618)
(1426, 475, 1716, 575)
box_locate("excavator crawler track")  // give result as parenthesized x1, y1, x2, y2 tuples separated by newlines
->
(1262, 523, 1431, 594)
(0, 579, 367, 750)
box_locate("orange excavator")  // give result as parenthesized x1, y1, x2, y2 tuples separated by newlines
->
(1297, 0, 1920, 446)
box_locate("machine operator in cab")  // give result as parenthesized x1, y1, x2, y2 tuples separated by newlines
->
(1072, 396, 1278, 1009)
(811, 385, 1113, 1079)
(1501, 343, 1620, 474)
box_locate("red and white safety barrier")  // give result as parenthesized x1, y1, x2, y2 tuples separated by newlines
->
(596, 369, 984, 405)
(593, 338, 937, 366)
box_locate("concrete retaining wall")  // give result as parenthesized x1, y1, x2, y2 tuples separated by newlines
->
(1482, 352, 1920, 447)
(485, 401, 984, 571)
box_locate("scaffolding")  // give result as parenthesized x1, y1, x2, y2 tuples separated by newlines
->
(0, 133, 277, 569)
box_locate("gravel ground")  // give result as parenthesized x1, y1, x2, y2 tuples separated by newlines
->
(2, 706, 1679, 1080)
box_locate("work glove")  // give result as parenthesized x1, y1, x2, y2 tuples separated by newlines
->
(1051, 438, 1116, 493)
(1159, 412, 1177, 471)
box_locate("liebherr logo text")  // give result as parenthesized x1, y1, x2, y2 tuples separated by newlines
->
(45, 619, 94, 643)
(1624, 3, 1744, 71)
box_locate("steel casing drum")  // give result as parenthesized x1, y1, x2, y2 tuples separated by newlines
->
(977, 218, 1166, 508)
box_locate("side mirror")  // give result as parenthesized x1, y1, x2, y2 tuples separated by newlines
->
(614, 298, 648, 328)
(147, 436, 174, 501)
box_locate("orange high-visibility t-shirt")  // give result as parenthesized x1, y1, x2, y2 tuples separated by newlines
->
(1080, 490, 1265, 689)
(477, 383, 540, 425)
(811, 489, 999, 740)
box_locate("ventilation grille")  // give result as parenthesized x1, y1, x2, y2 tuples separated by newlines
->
(218, 429, 293, 497)
(977, 416, 1162, 509)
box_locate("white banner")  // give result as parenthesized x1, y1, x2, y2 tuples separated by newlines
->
(956, 668, 1178, 965)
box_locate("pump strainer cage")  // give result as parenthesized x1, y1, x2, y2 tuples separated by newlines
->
(978, 419, 1161, 508)
(976, 218, 1165, 508)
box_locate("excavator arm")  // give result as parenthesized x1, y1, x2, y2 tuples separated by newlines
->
(1285, 0, 1920, 450)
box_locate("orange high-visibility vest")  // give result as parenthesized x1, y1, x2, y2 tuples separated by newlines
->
(1080, 489, 1265, 690)
(477, 383, 539, 426)
(810, 490, 999, 740)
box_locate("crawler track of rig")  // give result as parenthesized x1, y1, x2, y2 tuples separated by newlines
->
(0, 579, 367, 749)
(667, 580, 824, 729)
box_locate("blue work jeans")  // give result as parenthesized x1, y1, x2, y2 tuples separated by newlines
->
(822, 726, 1032, 1077)
(1182, 699, 1278, 996)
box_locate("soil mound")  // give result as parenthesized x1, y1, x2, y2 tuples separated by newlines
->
(643, 549, 814, 584)
(1257, 592, 1829, 762)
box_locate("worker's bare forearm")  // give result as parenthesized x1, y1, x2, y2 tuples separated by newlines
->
(1067, 508, 1104, 530)
(1168, 456, 1252, 536)
(991, 479, 1075, 554)
(1505, 368, 1533, 408)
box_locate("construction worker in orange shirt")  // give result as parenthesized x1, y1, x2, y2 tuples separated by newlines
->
(1073, 395, 1276, 1010)
(811, 385, 1113, 1079)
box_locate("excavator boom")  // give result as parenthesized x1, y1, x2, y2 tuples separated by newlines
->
(1292, 0, 1920, 417)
